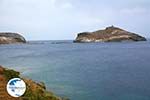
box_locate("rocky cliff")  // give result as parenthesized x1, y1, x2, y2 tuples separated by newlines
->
(74, 26, 146, 43)
(0, 65, 68, 100)
(0, 32, 26, 44)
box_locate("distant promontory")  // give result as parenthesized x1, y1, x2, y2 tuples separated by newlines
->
(0, 32, 26, 44)
(74, 26, 147, 43)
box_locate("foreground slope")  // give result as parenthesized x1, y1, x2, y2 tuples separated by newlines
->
(0, 65, 68, 100)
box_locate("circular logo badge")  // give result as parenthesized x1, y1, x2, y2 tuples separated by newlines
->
(6, 78, 26, 97)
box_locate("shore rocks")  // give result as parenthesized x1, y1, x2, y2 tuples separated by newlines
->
(0, 65, 64, 100)
(74, 26, 147, 43)
(0, 32, 26, 44)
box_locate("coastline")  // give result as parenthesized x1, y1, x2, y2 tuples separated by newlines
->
(0, 65, 69, 100)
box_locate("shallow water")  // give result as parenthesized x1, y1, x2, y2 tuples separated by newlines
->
(0, 40, 150, 100)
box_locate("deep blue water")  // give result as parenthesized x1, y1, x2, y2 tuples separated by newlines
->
(0, 40, 150, 100)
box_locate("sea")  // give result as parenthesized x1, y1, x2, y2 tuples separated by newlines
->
(0, 40, 150, 100)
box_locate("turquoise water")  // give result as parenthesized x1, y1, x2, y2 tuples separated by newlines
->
(0, 40, 150, 100)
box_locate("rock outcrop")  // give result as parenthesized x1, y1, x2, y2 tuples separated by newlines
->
(74, 26, 146, 43)
(0, 65, 68, 100)
(0, 32, 26, 44)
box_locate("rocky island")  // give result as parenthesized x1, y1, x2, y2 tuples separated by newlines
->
(0, 65, 68, 100)
(74, 26, 146, 43)
(0, 32, 26, 44)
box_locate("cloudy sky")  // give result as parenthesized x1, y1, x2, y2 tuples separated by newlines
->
(0, 0, 150, 40)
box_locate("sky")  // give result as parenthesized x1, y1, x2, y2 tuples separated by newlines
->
(0, 0, 150, 40)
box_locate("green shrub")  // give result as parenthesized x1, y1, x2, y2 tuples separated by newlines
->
(3, 69, 20, 80)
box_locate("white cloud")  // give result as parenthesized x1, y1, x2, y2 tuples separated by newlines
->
(0, 0, 150, 40)
(78, 16, 103, 26)
(120, 7, 148, 15)
(49, 0, 57, 9)
(61, 2, 73, 9)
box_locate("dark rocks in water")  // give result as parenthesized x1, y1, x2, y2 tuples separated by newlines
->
(74, 26, 147, 43)
(0, 32, 26, 44)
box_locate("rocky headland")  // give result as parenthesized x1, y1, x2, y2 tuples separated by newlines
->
(0, 32, 26, 44)
(74, 26, 146, 43)
(0, 65, 69, 100)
